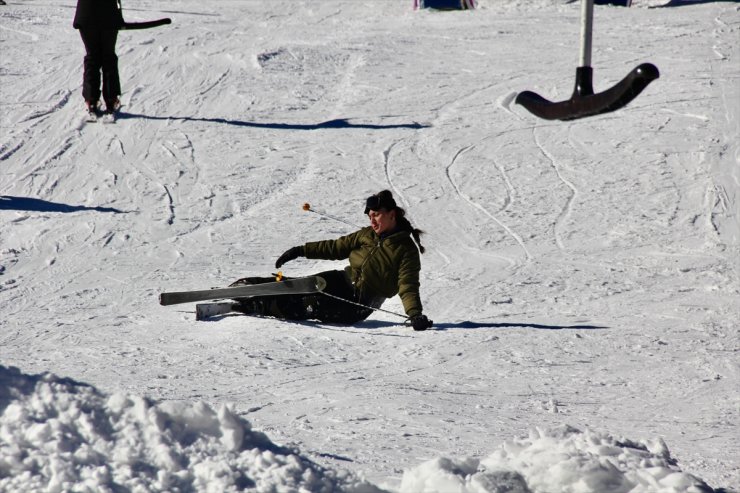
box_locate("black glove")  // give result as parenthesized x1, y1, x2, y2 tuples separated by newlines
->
(275, 246, 303, 268)
(409, 314, 433, 331)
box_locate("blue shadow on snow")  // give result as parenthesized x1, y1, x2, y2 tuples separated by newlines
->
(190, 313, 607, 331)
(649, 0, 736, 6)
(431, 321, 608, 331)
(0, 195, 126, 214)
(354, 320, 609, 330)
(0, 365, 94, 414)
(117, 112, 429, 130)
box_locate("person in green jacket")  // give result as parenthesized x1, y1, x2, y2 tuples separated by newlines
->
(233, 190, 433, 330)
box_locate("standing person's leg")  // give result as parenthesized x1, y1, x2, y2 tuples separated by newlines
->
(100, 29, 121, 112)
(79, 29, 103, 108)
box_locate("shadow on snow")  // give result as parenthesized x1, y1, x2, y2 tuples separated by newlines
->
(117, 112, 429, 130)
(0, 365, 96, 414)
(355, 320, 609, 331)
(649, 0, 737, 6)
(0, 195, 127, 214)
(188, 313, 607, 332)
(431, 321, 608, 331)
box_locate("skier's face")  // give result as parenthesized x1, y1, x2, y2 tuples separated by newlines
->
(368, 208, 396, 235)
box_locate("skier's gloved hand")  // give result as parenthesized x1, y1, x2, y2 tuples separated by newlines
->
(409, 314, 433, 331)
(275, 246, 304, 268)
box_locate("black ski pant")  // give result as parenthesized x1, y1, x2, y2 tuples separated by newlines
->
(235, 270, 380, 324)
(79, 28, 120, 107)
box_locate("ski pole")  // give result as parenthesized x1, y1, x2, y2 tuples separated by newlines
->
(319, 290, 409, 320)
(303, 203, 361, 229)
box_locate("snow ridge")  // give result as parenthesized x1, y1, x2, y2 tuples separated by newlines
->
(0, 365, 380, 493)
(0, 366, 721, 493)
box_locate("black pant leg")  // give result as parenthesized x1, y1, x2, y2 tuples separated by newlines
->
(99, 29, 120, 105)
(244, 270, 372, 324)
(79, 29, 102, 103)
(79, 29, 119, 106)
(310, 270, 372, 323)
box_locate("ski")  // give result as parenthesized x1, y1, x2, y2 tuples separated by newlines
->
(196, 302, 239, 321)
(159, 275, 326, 306)
(102, 100, 122, 123)
(84, 103, 102, 123)
(101, 112, 117, 124)
(84, 111, 117, 124)
(83, 101, 119, 124)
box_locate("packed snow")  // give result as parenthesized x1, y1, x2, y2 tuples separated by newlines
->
(1, 0, 738, 492)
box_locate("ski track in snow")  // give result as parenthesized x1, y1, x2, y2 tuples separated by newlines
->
(0, 23, 39, 42)
(532, 126, 578, 251)
(1, 1, 739, 491)
(444, 144, 530, 267)
(383, 139, 401, 200)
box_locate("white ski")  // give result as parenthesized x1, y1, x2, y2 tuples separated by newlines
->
(159, 275, 326, 306)
(85, 109, 99, 123)
(101, 112, 117, 124)
(196, 302, 238, 321)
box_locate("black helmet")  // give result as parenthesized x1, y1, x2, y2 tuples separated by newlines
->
(364, 190, 397, 215)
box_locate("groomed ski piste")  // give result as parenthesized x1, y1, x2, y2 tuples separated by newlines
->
(1, 0, 737, 492)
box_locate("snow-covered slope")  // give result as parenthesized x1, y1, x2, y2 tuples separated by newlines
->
(1, 0, 737, 491)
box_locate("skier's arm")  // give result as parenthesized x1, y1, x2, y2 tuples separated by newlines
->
(399, 253, 432, 330)
(397, 249, 423, 318)
(303, 229, 364, 261)
(275, 246, 304, 268)
(275, 229, 364, 267)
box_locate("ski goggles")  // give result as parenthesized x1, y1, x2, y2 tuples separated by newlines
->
(364, 193, 397, 215)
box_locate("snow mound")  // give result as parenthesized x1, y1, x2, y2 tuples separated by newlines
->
(0, 365, 720, 493)
(399, 425, 716, 493)
(0, 365, 381, 493)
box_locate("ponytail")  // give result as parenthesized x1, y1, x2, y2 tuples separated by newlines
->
(395, 206, 425, 254)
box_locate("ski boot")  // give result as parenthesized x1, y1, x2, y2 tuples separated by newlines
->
(102, 98, 121, 123)
(232, 298, 267, 316)
(85, 100, 101, 122)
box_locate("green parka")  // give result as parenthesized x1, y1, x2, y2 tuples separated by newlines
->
(302, 226, 423, 317)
